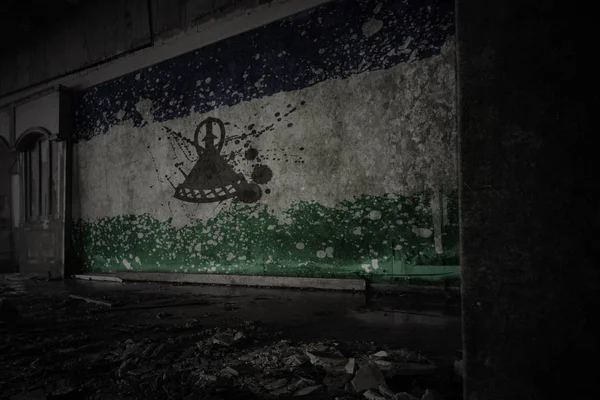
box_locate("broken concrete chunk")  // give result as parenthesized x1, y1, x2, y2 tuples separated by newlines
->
(264, 378, 289, 391)
(379, 384, 396, 397)
(211, 331, 244, 347)
(156, 312, 172, 319)
(306, 346, 348, 373)
(388, 349, 422, 363)
(140, 343, 158, 358)
(151, 343, 166, 358)
(352, 364, 388, 392)
(374, 351, 389, 358)
(212, 332, 235, 346)
(372, 359, 394, 371)
(68, 294, 112, 307)
(294, 385, 322, 396)
(284, 354, 309, 367)
(364, 389, 388, 400)
(117, 359, 134, 378)
(345, 358, 356, 374)
(287, 379, 307, 392)
(197, 371, 217, 382)
(392, 393, 420, 400)
(221, 366, 239, 377)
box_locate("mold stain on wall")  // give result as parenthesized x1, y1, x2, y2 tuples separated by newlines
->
(72, 0, 459, 282)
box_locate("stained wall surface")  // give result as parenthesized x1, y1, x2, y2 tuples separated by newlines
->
(72, 0, 458, 282)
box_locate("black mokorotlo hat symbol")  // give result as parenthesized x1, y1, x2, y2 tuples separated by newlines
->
(174, 117, 261, 203)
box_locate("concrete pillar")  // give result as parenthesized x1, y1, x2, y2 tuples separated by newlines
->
(457, 1, 597, 399)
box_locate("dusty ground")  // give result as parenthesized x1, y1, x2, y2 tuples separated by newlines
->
(0, 275, 462, 399)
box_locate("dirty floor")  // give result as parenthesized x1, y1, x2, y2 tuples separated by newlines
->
(0, 275, 462, 399)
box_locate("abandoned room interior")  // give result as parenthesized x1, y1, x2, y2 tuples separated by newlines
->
(0, 0, 596, 399)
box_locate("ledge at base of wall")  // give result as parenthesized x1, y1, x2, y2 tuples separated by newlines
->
(114, 272, 366, 292)
(74, 274, 124, 283)
(368, 283, 460, 297)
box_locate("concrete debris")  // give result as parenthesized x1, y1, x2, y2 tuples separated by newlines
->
(364, 389, 389, 400)
(264, 378, 289, 391)
(372, 358, 394, 371)
(221, 366, 239, 377)
(345, 357, 356, 374)
(68, 294, 112, 307)
(211, 331, 244, 346)
(352, 364, 388, 392)
(1, 284, 452, 400)
(306, 344, 349, 373)
(393, 392, 421, 400)
(285, 354, 309, 367)
(421, 389, 437, 400)
(379, 384, 397, 397)
(197, 371, 218, 383)
(388, 349, 426, 363)
(156, 312, 172, 319)
(295, 385, 322, 396)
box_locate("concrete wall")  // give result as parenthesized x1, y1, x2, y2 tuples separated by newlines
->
(72, 0, 458, 282)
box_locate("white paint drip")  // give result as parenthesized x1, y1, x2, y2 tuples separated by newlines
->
(122, 259, 132, 270)
(431, 190, 444, 254)
(353, 227, 362, 235)
(296, 242, 305, 250)
(371, 259, 379, 269)
(316, 250, 327, 259)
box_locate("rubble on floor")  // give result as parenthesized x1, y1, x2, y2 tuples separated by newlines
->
(0, 279, 460, 399)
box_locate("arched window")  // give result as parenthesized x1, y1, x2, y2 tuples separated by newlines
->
(14, 128, 56, 222)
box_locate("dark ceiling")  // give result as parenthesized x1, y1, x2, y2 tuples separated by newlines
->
(0, 0, 86, 52)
